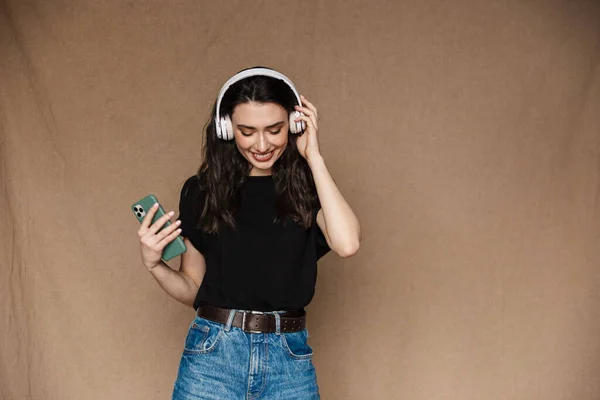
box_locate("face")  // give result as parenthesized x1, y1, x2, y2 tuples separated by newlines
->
(231, 101, 289, 176)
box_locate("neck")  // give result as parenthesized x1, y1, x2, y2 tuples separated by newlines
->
(249, 168, 272, 177)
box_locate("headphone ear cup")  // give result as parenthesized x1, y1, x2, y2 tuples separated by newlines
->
(215, 117, 223, 139)
(289, 111, 305, 134)
(298, 118, 306, 133)
(218, 115, 234, 140)
(223, 115, 234, 140)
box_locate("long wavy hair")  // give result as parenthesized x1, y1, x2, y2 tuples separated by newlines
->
(194, 70, 319, 234)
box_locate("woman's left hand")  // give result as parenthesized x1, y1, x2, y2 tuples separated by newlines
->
(294, 95, 321, 162)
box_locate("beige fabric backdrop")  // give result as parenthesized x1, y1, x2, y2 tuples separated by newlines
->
(1, 0, 599, 399)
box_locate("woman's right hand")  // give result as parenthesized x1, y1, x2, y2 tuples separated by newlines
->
(137, 203, 182, 270)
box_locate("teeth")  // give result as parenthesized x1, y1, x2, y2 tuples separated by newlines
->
(254, 151, 273, 159)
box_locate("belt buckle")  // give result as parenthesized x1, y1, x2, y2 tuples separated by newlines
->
(241, 310, 265, 334)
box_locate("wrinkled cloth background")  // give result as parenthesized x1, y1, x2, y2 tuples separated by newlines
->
(1, 1, 599, 399)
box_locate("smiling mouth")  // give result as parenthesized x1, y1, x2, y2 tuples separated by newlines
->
(252, 151, 274, 162)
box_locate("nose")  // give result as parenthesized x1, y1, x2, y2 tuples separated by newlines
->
(256, 133, 269, 153)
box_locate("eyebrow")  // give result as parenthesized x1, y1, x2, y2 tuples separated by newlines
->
(236, 121, 285, 130)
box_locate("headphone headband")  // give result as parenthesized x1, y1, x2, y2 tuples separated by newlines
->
(214, 68, 304, 139)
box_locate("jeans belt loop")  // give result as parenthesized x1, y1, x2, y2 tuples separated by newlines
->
(224, 309, 236, 332)
(274, 312, 281, 336)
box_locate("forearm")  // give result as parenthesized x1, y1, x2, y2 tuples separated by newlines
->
(308, 155, 361, 255)
(148, 261, 199, 307)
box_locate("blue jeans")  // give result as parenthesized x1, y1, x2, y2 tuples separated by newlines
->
(172, 311, 320, 399)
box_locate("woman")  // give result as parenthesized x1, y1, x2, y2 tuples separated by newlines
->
(137, 67, 361, 399)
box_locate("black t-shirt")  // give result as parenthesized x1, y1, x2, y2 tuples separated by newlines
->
(177, 174, 330, 312)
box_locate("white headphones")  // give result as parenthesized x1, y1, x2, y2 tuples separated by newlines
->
(215, 68, 306, 140)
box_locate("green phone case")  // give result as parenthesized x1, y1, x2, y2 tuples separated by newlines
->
(131, 194, 187, 261)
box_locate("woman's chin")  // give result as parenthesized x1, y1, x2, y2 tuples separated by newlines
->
(247, 152, 281, 175)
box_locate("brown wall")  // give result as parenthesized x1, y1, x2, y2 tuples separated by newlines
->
(1, 0, 599, 399)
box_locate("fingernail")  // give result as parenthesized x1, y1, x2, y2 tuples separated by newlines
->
(169, 211, 175, 216)
(153, 203, 159, 208)
(175, 220, 181, 225)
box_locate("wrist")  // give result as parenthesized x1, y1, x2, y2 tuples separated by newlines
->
(307, 153, 324, 168)
(146, 261, 161, 272)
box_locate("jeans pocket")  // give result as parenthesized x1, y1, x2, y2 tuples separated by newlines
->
(281, 329, 313, 360)
(183, 317, 223, 354)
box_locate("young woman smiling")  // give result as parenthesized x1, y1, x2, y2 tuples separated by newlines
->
(137, 67, 361, 399)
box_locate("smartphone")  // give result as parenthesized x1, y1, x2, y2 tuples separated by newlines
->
(131, 194, 187, 261)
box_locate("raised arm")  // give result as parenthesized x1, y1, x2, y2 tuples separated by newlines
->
(295, 95, 361, 258)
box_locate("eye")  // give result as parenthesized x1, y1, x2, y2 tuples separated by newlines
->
(240, 130, 254, 137)
(269, 129, 282, 135)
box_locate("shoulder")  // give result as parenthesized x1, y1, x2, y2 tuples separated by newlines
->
(181, 174, 206, 196)
(179, 174, 207, 209)
(182, 174, 200, 191)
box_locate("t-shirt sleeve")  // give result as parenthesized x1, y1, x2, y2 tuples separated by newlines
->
(313, 208, 330, 260)
(177, 175, 205, 254)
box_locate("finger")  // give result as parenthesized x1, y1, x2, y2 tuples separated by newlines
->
(157, 226, 183, 248)
(155, 219, 182, 241)
(140, 202, 160, 231)
(148, 210, 175, 235)
(294, 110, 317, 129)
(294, 105, 314, 116)
(300, 95, 318, 118)
(295, 105, 318, 127)
(295, 114, 317, 131)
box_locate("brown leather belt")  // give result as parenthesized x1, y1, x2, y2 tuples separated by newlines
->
(196, 304, 306, 333)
